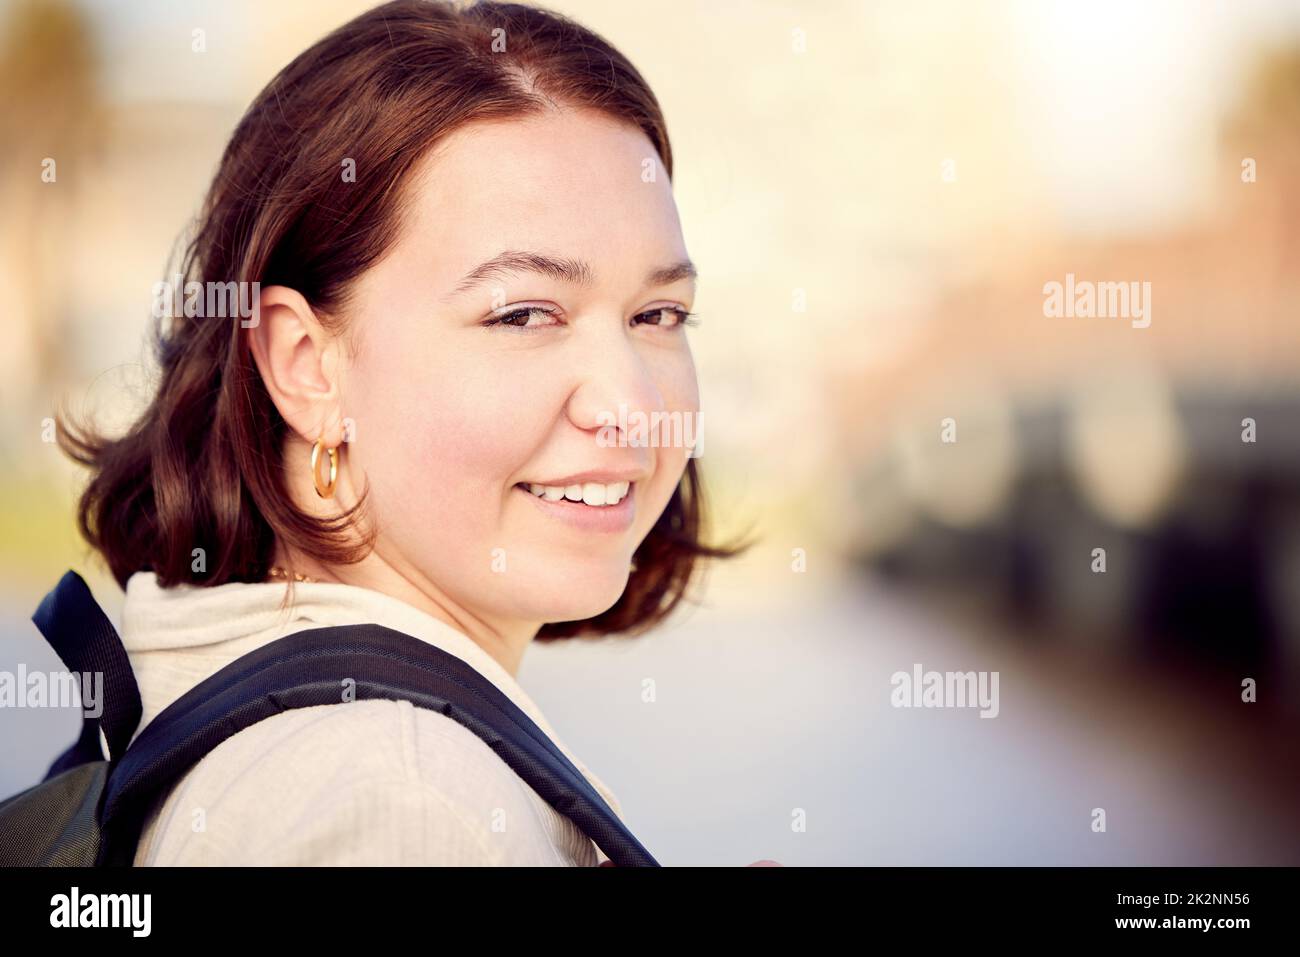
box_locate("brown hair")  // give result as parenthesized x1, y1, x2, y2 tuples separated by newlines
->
(57, 0, 748, 639)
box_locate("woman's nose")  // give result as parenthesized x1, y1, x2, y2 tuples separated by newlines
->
(565, 326, 667, 441)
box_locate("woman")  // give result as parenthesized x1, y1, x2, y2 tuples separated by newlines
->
(57, 0, 745, 865)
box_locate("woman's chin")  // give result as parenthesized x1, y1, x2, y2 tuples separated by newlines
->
(514, 566, 631, 623)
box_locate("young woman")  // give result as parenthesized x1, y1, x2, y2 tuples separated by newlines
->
(57, 0, 744, 865)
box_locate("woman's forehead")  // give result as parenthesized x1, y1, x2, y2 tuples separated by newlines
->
(414, 110, 670, 217)
(393, 111, 685, 297)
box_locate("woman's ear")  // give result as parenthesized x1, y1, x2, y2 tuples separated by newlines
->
(246, 285, 346, 446)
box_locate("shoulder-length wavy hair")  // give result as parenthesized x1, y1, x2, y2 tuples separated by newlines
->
(58, 0, 748, 640)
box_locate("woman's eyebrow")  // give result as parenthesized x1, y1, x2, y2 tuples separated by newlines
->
(444, 249, 696, 300)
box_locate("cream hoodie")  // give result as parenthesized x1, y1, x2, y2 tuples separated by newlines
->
(116, 571, 623, 866)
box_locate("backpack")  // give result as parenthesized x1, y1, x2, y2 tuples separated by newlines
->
(0, 570, 659, 867)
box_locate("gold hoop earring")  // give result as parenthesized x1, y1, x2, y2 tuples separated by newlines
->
(311, 437, 338, 499)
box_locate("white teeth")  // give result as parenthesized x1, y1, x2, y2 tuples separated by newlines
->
(524, 481, 633, 506)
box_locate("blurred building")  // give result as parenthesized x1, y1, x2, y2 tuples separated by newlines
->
(831, 48, 1300, 707)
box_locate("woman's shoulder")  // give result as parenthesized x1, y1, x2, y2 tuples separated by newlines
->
(134, 699, 595, 865)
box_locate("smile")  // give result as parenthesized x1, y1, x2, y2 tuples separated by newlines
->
(513, 480, 637, 533)
(520, 481, 630, 506)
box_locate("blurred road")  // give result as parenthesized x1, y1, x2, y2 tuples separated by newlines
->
(526, 570, 1300, 866)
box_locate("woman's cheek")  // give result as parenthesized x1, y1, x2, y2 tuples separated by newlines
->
(672, 350, 702, 417)
(653, 445, 689, 519)
(342, 399, 483, 526)
(642, 355, 699, 531)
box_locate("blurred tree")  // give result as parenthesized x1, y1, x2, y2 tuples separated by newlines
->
(0, 0, 103, 443)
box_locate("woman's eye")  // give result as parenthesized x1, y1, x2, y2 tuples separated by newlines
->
(484, 305, 699, 331)
(483, 306, 559, 330)
(633, 307, 699, 328)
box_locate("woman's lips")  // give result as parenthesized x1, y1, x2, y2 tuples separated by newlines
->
(514, 481, 637, 533)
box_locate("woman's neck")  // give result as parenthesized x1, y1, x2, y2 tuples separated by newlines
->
(269, 546, 538, 678)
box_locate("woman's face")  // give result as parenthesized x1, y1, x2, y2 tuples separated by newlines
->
(338, 107, 700, 628)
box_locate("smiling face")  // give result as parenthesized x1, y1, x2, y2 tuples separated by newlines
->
(335, 106, 700, 627)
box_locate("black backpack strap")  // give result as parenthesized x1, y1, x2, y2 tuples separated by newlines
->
(99, 624, 659, 867)
(32, 571, 143, 776)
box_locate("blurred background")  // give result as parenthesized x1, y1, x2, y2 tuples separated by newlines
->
(1, 0, 1298, 864)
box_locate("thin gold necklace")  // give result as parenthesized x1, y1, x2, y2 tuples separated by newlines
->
(267, 565, 318, 583)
